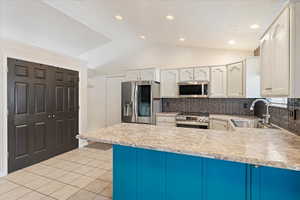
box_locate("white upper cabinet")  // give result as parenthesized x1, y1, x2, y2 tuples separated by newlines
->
(125, 70, 140, 81)
(140, 69, 156, 81)
(160, 69, 179, 98)
(271, 8, 290, 96)
(261, 7, 290, 97)
(125, 69, 159, 81)
(194, 67, 210, 81)
(210, 66, 227, 97)
(227, 62, 244, 97)
(244, 57, 261, 98)
(179, 68, 194, 82)
(260, 34, 273, 96)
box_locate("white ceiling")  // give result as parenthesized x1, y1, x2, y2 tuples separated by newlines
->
(2, 0, 110, 57)
(2, 0, 287, 68)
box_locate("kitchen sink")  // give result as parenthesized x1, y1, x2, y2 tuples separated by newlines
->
(231, 119, 279, 129)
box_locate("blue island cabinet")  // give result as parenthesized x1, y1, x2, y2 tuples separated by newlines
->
(113, 145, 300, 200)
(251, 165, 300, 200)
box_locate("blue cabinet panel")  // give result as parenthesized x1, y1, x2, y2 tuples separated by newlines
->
(113, 145, 137, 200)
(137, 148, 165, 200)
(113, 145, 300, 200)
(165, 152, 202, 200)
(251, 166, 300, 200)
(203, 158, 247, 200)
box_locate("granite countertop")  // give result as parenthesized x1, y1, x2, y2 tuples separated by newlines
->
(78, 118, 300, 171)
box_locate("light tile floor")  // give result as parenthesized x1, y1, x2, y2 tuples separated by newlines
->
(0, 143, 113, 200)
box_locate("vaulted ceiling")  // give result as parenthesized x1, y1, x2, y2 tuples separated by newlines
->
(1, 0, 287, 68)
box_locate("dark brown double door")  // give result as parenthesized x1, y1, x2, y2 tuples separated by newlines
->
(7, 58, 79, 173)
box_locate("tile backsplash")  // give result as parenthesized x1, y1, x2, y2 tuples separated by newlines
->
(162, 98, 256, 115)
(162, 98, 300, 136)
(257, 99, 300, 136)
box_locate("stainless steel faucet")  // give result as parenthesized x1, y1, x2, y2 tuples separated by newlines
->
(250, 99, 271, 124)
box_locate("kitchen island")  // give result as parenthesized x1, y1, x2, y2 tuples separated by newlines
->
(78, 123, 300, 200)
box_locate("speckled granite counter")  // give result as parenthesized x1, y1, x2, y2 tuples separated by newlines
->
(78, 122, 300, 171)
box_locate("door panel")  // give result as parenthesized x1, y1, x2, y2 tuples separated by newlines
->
(8, 58, 79, 173)
(15, 124, 30, 158)
(15, 82, 29, 115)
(33, 122, 47, 153)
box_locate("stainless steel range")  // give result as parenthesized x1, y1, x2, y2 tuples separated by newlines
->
(175, 112, 210, 129)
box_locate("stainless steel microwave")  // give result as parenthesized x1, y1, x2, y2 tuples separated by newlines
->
(177, 81, 209, 98)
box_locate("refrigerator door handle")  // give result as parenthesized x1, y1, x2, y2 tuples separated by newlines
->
(134, 84, 138, 121)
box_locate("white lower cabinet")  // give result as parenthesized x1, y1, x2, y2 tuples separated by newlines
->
(210, 66, 227, 97)
(156, 114, 176, 127)
(160, 69, 179, 98)
(210, 119, 228, 131)
(227, 62, 244, 97)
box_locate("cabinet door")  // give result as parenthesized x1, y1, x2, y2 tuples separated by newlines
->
(260, 34, 273, 96)
(203, 158, 247, 200)
(113, 145, 137, 200)
(210, 119, 228, 131)
(160, 70, 179, 98)
(125, 71, 140, 81)
(210, 66, 227, 97)
(140, 70, 156, 81)
(194, 67, 210, 81)
(271, 8, 290, 96)
(137, 148, 165, 200)
(179, 68, 194, 82)
(251, 166, 300, 200)
(227, 62, 244, 97)
(165, 153, 202, 200)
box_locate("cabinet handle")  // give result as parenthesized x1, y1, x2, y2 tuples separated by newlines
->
(48, 115, 51, 118)
(254, 165, 260, 168)
(52, 114, 56, 118)
(265, 88, 272, 90)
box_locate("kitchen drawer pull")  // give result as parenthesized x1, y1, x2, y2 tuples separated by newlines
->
(265, 88, 272, 90)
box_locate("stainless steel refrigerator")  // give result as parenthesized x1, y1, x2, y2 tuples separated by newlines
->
(121, 81, 160, 124)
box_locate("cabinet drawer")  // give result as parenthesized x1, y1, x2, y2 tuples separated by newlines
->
(156, 116, 176, 123)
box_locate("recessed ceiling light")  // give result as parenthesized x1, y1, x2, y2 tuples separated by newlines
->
(228, 40, 236, 45)
(166, 15, 175, 20)
(140, 35, 146, 40)
(179, 38, 185, 42)
(250, 24, 260, 29)
(115, 15, 123, 20)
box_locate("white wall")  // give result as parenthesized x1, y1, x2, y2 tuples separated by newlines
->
(93, 44, 253, 75)
(106, 76, 123, 127)
(87, 76, 106, 131)
(87, 75, 124, 132)
(0, 39, 88, 176)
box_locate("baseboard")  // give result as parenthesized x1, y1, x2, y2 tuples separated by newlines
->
(79, 139, 88, 148)
(0, 170, 7, 177)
